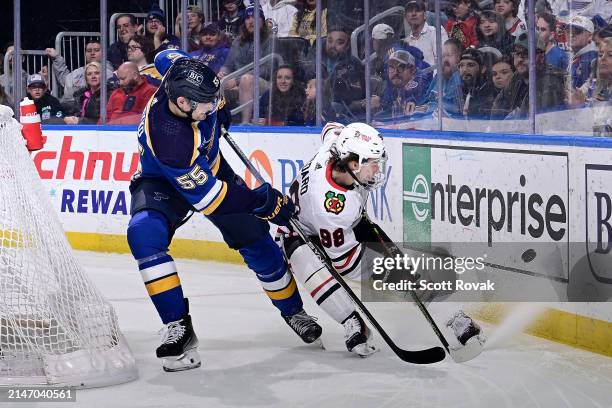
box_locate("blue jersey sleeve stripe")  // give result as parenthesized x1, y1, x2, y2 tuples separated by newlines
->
(202, 182, 228, 215)
(190, 121, 201, 166)
(193, 179, 224, 211)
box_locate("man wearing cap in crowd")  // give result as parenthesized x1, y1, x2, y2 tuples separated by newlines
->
(379, 49, 431, 119)
(145, 4, 180, 55)
(492, 33, 565, 118)
(402, 0, 448, 67)
(565, 15, 598, 88)
(371, 23, 396, 78)
(453, 47, 497, 117)
(175, 5, 205, 52)
(190, 22, 230, 73)
(26, 74, 64, 124)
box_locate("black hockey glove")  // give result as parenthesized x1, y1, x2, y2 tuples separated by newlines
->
(217, 102, 232, 131)
(252, 183, 296, 227)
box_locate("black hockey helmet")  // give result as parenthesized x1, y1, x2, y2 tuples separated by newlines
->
(164, 58, 220, 105)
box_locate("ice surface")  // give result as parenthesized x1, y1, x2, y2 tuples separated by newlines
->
(68, 251, 612, 408)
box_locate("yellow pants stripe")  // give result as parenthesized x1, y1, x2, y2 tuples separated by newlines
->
(146, 274, 181, 296)
(265, 277, 297, 301)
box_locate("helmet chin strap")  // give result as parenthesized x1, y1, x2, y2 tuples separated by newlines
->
(177, 99, 199, 120)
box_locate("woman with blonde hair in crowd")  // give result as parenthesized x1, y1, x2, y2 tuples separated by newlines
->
(63, 61, 108, 125)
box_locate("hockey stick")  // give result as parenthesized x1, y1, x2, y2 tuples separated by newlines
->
(221, 127, 446, 364)
(361, 215, 484, 363)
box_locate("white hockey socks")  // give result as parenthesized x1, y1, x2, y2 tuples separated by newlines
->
(289, 244, 354, 324)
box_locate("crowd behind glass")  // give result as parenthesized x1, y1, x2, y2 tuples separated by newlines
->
(1, 0, 610, 135)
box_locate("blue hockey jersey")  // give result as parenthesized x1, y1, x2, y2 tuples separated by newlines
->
(134, 86, 261, 216)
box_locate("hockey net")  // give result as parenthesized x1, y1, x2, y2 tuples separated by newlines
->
(0, 106, 137, 387)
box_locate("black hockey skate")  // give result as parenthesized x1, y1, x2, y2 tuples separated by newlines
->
(283, 309, 322, 344)
(342, 311, 378, 357)
(157, 313, 201, 372)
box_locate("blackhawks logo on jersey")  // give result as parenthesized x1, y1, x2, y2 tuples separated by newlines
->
(324, 191, 346, 214)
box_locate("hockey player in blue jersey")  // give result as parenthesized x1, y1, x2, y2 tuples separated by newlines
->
(127, 55, 322, 372)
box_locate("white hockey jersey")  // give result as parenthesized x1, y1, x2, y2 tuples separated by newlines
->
(289, 125, 367, 278)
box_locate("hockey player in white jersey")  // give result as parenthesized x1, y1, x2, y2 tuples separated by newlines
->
(281, 122, 483, 357)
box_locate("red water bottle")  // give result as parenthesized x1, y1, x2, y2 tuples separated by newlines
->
(20, 97, 44, 151)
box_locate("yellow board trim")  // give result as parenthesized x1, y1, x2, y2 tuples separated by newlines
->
(146, 274, 181, 296)
(265, 278, 297, 301)
(470, 303, 612, 358)
(65, 231, 243, 264)
(63, 232, 611, 357)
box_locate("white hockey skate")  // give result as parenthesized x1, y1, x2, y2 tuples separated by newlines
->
(343, 311, 378, 358)
(446, 310, 486, 363)
(156, 314, 202, 372)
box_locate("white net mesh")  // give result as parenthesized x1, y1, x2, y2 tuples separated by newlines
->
(0, 109, 137, 387)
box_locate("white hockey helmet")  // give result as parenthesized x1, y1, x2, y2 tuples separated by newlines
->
(332, 122, 387, 190)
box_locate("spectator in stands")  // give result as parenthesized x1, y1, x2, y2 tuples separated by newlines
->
(0, 44, 27, 103)
(26, 74, 64, 123)
(254, 0, 298, 38)
(127, 36, 161, 86)
(175, 5, 205, 52)
(219, 4, 273, 123)
(536, 13, 568, 70)
(0, 84, 10, 106)
(258, 64, 305, 125)
(218, 0, 246, 42)
(63, 61, 108, 125)
(566, 36, 612, 135)
(403, 0, 449, 67)
(289, 0, 327, 45)
(491, 55, 515, 93)
(491, 33, 565, 118)
(46, 41, 112, 104)
(371, 24, 396, 79)
(379, 50, 430, 119)
(548, 0, 612, 22)
(330, 58, 379, 121)
(145, 5, 180, 54)
(304, 26, 362, 80)
(455, 48, 497, 117)
(593, 25, 612, 48)
(494, 0, 525, 37)
(109, 14, 140, 70)
(302, 76, 336, 125)
(565, 15, 598, 89)
(105, 62, 156, 124)
(568, 37, 611, 106)
(190, 23, 231, 74)
(45, 40, 114, 105)
(425, 38, 463, 115)
(445, 0, 479, 49)
(476, 10, 514, 54)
